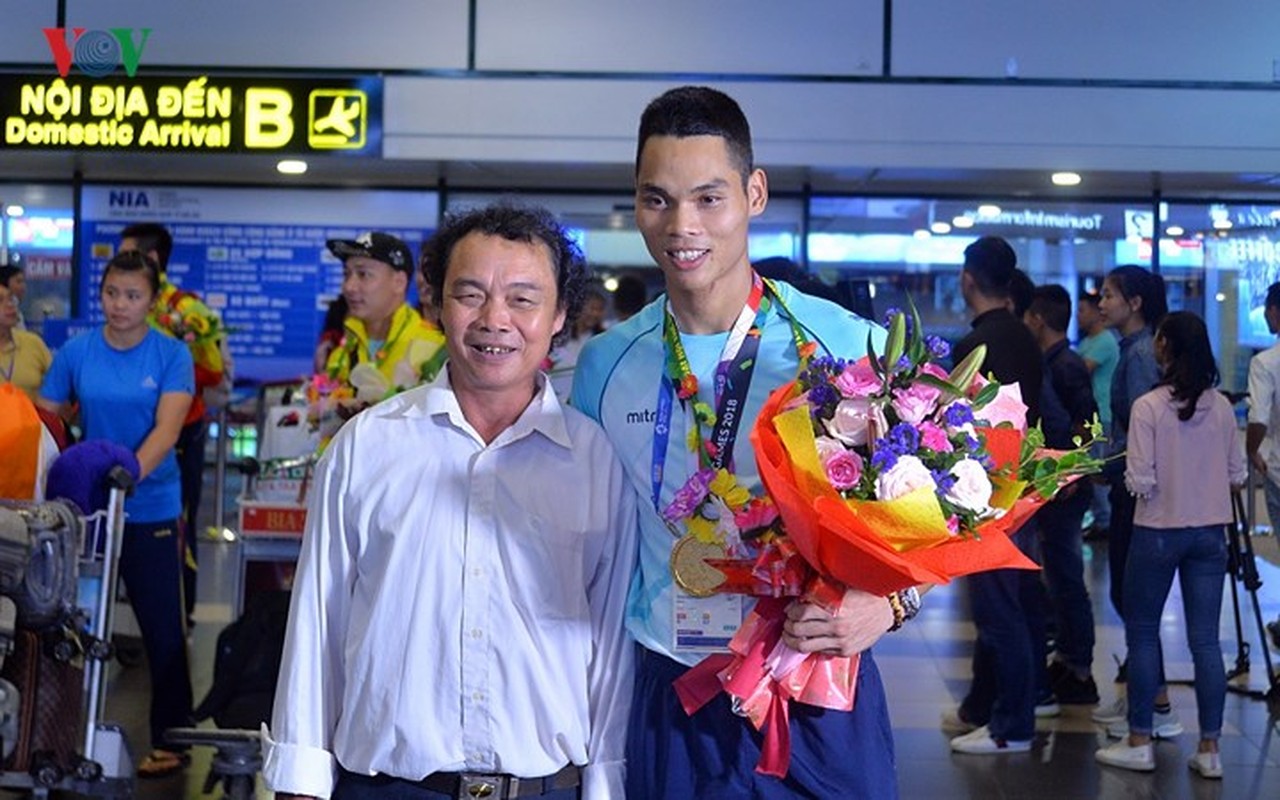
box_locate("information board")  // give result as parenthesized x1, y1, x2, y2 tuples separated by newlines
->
(79, 185, 438, 382)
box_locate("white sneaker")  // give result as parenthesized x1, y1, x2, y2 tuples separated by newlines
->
(1105, 709, 1184, 739)
(1095, 739, 1155, 772)
(1188, 751, 1223, 779)
(940, 707, 978, 734)
(950, 725, 1032, 754)
(1035, 698, 1062, 718)
(1091, 695, 1127, 724)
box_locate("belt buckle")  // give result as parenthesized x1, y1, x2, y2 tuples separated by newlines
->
(459, 773, 508, 799)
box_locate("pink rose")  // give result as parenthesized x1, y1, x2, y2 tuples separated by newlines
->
(814, 435, 847, 463)
(834, 358, 881, 398)
(822, 448, 864, 491)
(919, 421, 953, 453)
(823, 397, 872, 447)
(973, 384, 1029, 431)
(875, 455, 936, 501)
(892, 383, 941, 425)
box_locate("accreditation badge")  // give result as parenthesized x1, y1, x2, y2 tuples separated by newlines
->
(673, 591, 743, 652)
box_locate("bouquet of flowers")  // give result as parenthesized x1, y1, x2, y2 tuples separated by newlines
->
(155, 305, 226, 346)
(673, 304, 1103, 776)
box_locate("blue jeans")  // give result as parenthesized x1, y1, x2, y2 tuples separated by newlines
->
(1262, 474, 1280, 534)
(1122, 525, 1228, 740)
(960, 523, 1044, 742)
(1037, 485, 1095, 673)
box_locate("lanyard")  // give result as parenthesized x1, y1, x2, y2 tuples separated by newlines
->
(650, 274, 811, 513)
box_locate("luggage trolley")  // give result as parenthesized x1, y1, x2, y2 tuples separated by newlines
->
(0, 467, 135, 797)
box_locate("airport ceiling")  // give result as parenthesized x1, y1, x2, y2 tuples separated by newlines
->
(4, 150, 1280, 203)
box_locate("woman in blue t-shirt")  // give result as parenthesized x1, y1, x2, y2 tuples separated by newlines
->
(40, 250, 196, 778)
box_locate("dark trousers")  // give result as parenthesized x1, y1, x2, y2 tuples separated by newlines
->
(333, 769, 579, 799)
(627, 644, 897, 799)
(175, 418, 206, 617)
(961, 523, 1044, 742)
(1037, 485, 1095, 673)
(120, 519, 194, 750)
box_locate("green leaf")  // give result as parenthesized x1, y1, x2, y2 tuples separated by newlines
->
(971, 380, 1001, 410)
(866, 329, 884, 379)
(884, 312, 906, 375)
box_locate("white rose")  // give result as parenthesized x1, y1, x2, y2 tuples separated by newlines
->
(823, 397, 872, 447)
(875, 455, 936, 501)
(814, 436, 847, 463)
(946, 457, 994, 513)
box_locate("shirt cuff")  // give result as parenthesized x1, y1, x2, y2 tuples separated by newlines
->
(1124, 473, 1155, 499)
(260, 723, 338, 798)
(580, 760, 625, 800)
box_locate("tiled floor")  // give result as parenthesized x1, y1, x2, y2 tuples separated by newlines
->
(7, 474, 1280, 799)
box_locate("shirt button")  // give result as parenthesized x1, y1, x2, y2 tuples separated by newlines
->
(473, 691, 484, 702)
(471, 629, 483, 639)
(472, 568, 483, 577)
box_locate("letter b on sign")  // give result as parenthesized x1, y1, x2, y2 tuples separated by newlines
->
(244, 88, 294, 149)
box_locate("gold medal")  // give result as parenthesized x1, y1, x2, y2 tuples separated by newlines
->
(670, 534, 728, 597)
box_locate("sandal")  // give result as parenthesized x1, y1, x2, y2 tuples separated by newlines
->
(137, 749, 190, 779)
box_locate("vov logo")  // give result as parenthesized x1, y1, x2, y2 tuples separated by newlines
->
(43, 28, 152, 78)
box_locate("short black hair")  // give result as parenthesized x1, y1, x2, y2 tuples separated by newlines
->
(1028, 284, 1072, 332)
(119, 222, 174, 271)
(421, 203, 590, 348)
(0, 264, 21, 287)
(963, 236, 1018, 299)
(1078, 291, 1102, 310)
(636, 86, 754, 185)
(1266, 281, 1280, 311)
(101, 250, 161, 297)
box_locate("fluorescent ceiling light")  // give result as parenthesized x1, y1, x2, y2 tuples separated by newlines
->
(1165, 225, 1184, 237)
(1051, 171, 1082, 186)
(952, 215, 975, 229)
(912, 229, 931, 239)
(4, 205, 24, 217)
(930, 221, 952, 234)
(277, 159, 308, 175)
(977, 204, 1001, 219)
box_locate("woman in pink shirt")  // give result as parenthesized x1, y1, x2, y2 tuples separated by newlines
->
(1096, 311, 1246, 779)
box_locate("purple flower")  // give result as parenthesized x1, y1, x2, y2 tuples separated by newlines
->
(662, 468, 715, 523)
(931, 468, 958, 496)
(871, 448, 899, 473)
(886, 423, 920, 455)
(942, 403, 975, 428)
(926, 335, 951, 360)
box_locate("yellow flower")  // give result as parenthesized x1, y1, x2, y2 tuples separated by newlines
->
(185, 314, 211, 335)
(686, 514, 720, 545)
(686, 426, 701, 453)
(710, 469, 751, 509)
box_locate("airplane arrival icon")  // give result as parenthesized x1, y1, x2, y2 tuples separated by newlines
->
(308, 89, 367, 149)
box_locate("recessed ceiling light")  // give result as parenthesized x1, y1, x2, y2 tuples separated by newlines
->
(977, 204, 1001, 219)
(603, 276, 619, 292)
(1051, 171, 1082, 186)
(4, 205, 25, 217)
(952, 215, 975, 229)
(277, 159, 308, 175)
(1165, 225, 1184, 237)
(1215, 292, 1227, 303)
(912, 229, 931, 239)
(1212, 219, 1233, 230)
(930, 221, 952, 235)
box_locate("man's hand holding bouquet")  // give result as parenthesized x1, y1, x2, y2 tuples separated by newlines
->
(671, 304, 1103, 776)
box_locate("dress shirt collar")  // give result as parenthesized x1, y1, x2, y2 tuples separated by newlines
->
(393, 369, 573, 450)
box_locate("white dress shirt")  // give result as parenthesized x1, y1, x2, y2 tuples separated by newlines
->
(1248, 340, 1280, 480)
(262, 372, 637, 799)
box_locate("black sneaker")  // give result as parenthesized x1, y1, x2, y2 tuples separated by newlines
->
(1052, 670, 1100, 705)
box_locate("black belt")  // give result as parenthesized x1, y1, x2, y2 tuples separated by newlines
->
(418, 764, 581, 799)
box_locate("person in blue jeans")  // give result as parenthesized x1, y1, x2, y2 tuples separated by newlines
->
(1095, 312, 1245, 779)
(40, 250, 196, 779)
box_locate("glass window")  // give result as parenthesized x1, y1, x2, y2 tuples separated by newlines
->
(1, 183, 75, 336)
(808, 195, 1152, 346)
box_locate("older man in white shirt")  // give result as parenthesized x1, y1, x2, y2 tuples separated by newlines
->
(263, 204, 638, 800)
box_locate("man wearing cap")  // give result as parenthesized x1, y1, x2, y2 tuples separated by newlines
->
(325, 231, 447, 393)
